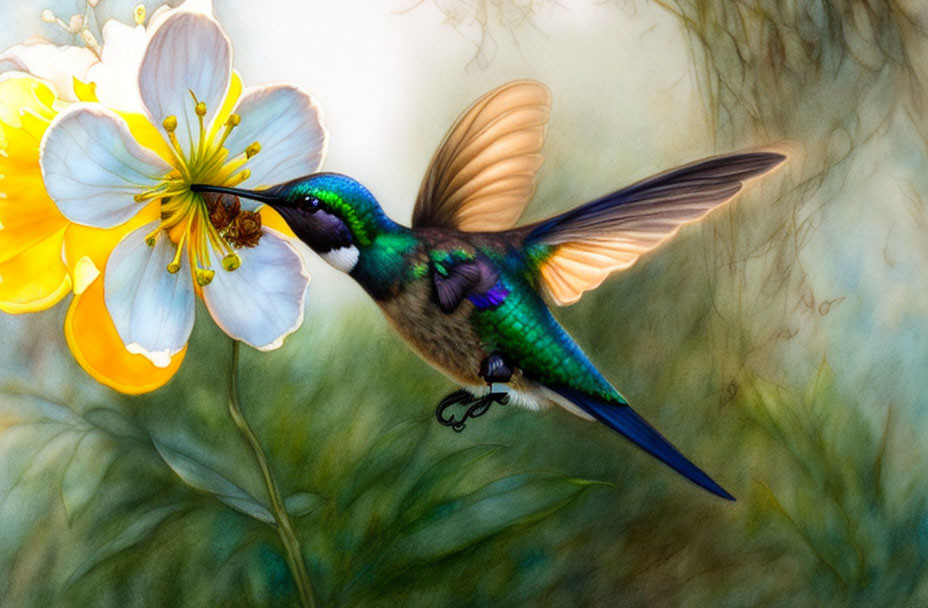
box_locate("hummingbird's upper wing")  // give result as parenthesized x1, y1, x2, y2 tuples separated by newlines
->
(520, 151, 787, 306)
(412, 80, 551, 232)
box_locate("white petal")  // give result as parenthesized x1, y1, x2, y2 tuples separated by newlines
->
(87, 20, 149, 112)
(228, 84, 327, 192)
(139, 11, 231, 154)
(104, 222, 195, 367)
(84, 0, 216, 113)
(0, 42, 98, 101)
(40, 104, 170, 228)
(202, 229, 310, 350)
(149, 0, 214, 29)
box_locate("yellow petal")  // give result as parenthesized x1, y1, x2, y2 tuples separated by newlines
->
(259, 206, 295, 238)
(116, 109, 174, 165)
(208, 70, 243, 141)
(63, 200, 160, 287)
(64, 201, 160, 276)
(72, 76, 99, 102)
(65, 277, 185, 394)
(17, 107, 52, 141)
(0, 228, 71, 313)
(0, 119, 43, 163)
(0, 172, 68, 263)
(0, 76, 68, 264)
(0, 76, 69, 313)
(0, 76, 56, 127)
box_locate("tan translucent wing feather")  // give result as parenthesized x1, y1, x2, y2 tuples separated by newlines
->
(541, 239, 651, 306)
(412, 80, 551, 231)
(535, 151, 787, 305)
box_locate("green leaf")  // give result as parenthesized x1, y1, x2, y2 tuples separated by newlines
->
(804, 357, 836, 407)
(67, 502, 185, 584)
(152, 437, 274, 524)
(391, 472, 604, 563)
(284, 492, 323, 517)
(394, 443, 503, 526)
(0, 394, 129, 526)
(338, 418, 428, 509)
(61, 430, 121, 523)
(0, 390, 87, 429)
(83, 407, 143, 439)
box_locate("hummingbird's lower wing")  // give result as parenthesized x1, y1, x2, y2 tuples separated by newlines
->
(519, 150, 786, 305)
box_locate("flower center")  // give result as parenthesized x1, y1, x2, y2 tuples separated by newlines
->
(134, 91, 262, 286)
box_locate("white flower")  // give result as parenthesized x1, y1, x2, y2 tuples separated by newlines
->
(0, 0, 212, 107)
(39, 8, 326, 368)
(0, 41, 98, 102)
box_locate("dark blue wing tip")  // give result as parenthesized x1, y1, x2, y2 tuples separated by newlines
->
(553, 387, 736, 501)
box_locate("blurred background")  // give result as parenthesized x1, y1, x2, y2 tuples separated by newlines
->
(1, 0, 927, 606)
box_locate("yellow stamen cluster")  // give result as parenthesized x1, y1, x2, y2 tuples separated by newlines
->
(137, 92, 263, 285)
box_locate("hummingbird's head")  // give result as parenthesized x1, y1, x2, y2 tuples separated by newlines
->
(192, 173, 387, 273)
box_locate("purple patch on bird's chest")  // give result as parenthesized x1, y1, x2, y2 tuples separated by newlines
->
(468, 282, 509, 310)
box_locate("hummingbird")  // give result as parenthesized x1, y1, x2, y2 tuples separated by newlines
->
(193, 80, 785, 500)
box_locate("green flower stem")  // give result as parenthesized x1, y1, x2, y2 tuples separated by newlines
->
(227, 340, 317, 608)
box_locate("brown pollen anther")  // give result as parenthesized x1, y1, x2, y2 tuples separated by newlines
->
(205, 192, 241, 231)
(226, 210, 263, 248)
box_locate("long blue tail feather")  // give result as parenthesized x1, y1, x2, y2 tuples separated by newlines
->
(551, 386, 734, 500)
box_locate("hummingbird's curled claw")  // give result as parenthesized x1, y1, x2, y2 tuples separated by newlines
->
(435, 388, 509, 432)
(435, 389, 472, 431)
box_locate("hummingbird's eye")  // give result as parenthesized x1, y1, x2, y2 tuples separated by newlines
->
(298, 195, 321, 212)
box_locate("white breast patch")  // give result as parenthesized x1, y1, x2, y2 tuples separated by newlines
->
(320, 245, 360, 273)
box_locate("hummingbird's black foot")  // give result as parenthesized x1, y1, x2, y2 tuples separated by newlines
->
(435, 388, 510, 432)
(435, 389, 472, 432)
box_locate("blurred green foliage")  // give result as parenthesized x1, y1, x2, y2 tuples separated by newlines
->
(740, 361, 928, 606)
(2, 303, 926, 606)
(0, 309, 610, 607)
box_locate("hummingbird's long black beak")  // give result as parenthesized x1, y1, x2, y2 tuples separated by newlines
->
(190, 184, 282, 206)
